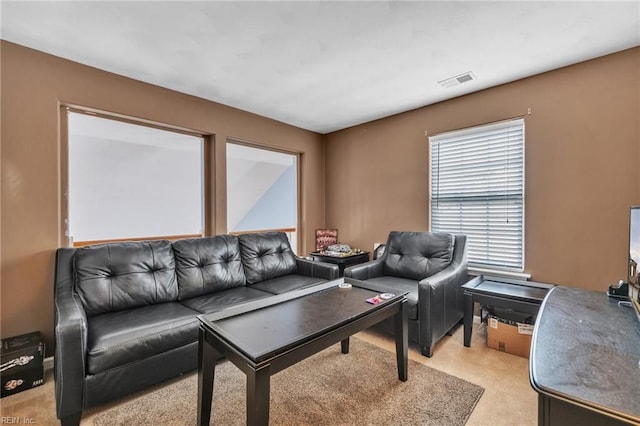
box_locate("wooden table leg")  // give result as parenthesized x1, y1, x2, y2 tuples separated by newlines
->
(394, 300, 408, 382)
(247, 364, 271, 426)
(341, 337, 350, 354)
(463, 292, 474, 347)
(197, 327, 218, 426)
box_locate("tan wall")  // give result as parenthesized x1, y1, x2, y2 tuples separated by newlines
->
(0, 41, 326, 352)
(325, 47, 640, 291)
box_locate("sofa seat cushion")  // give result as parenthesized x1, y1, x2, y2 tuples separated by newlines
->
(87, 302, 199, 375)
(180, 286, 273, 314)
(365, 276, 419, 320)
(250, 274, 328, 294)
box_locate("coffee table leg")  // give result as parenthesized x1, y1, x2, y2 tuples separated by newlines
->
(247, 365, 270, 426)
(463, 292, 473, 347)
(394, 301, 408, 382)
(198, 327, 217, 426)
(341, 337, 350, 354)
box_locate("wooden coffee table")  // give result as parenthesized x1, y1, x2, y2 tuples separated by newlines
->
(197, 278, 408, 426)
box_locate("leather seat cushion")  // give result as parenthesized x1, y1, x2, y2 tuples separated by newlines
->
(384, 231, 454, 281)
(238, 232, 297, 284)
(173, 235, 247, 300)
(365, 276, 419, 320)
(250, 274, 327, 294)
(87, 302, 199, 374)
(75, 240, 178, 316)
(180, 286, 273, 314)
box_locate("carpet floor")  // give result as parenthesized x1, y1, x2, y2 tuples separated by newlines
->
(94, 338, 484, 425)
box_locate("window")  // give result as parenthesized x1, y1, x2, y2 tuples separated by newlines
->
(429, 118, 524, 271)
(67, 111, 204, 245)
(226, 142, 298, 253)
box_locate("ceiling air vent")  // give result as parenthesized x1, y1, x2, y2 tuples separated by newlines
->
(438, 71, 476, 88)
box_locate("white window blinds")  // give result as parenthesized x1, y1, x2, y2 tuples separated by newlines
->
(429, 118, 524, 271)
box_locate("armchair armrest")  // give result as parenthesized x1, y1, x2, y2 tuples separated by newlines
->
(344, 259, 385, 280)
(416, 234, 468, 355)
(54, 248, 88, 421)
(295, 257, 339, 280)
(418, 260, 467, 296)
(418, 234, 468, 303)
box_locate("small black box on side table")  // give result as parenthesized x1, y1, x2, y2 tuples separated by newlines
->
(1, 331, 45, 398)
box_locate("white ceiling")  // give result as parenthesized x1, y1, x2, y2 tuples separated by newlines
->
(1, 1, 639, 134)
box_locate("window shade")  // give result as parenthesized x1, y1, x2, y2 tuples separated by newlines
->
(429, 119, 524, 271)
(68, 112, 204, 243)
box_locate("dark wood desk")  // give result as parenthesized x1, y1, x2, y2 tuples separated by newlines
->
(197, 278, 407, 426)
(462, 275, 554, 347)
(310, 251, 370, 277)
(530, 286, 640, 425)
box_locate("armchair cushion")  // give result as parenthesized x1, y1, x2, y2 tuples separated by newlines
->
(173, 235, 246, 300)
(74, 241, 178, 316)
(383, 231, 454, 280)
(238, 232, 297, 284)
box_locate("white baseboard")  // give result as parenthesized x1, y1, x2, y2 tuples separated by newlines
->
(44, 356, 54, 372)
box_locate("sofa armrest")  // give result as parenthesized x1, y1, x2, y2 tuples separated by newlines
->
(344, 259, 385, 280)
(54, 248, 88, 421)
(295, 257, 339, 280)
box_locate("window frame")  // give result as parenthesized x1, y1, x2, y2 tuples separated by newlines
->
(429, 118, 525, 273)
(225, 139, 301, 253)
(61, 106, 212, 247)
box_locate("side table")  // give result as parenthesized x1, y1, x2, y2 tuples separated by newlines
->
(309, 251, 370, 277)
(462, 275, 554, 347)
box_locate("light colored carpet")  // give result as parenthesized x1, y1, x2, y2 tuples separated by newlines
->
(94, 338, 484, 425)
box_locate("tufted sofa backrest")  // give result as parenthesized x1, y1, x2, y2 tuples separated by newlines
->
(238, 232, 297, 284)
(383, 231, 455, 280)
(74, 240, 178, 316)
(172, 235, 247, 300)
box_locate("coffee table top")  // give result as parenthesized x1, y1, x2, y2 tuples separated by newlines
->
(463, 275, 554, 303)
(198, 278, 404, 363)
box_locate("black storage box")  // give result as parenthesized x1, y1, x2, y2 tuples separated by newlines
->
(1, 366, 44, 398)
(480, 305, 537, 325)
(1, 331, 45, 398)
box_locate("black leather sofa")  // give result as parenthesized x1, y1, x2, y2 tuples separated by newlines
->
(345, 231, 468, 357)
(53, 232, 338, 426)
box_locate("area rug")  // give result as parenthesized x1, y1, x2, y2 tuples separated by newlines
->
(94, 338, 483, 425)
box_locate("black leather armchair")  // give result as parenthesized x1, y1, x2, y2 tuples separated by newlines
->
(344, 231, 468, 357)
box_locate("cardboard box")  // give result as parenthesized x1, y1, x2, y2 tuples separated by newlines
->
(1, 332, 45, 397)
(486, 316, 534, 358)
